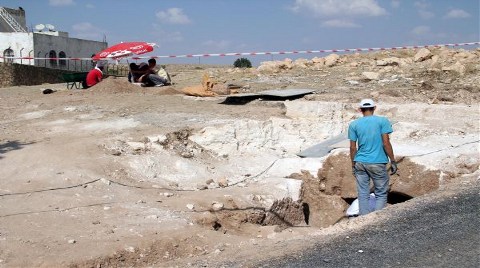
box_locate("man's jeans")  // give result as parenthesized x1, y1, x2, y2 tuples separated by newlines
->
(353, 162, 389, 215)
(145, 74, 168, 86)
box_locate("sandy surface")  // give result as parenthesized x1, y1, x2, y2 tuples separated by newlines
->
(0, 48, 479, 267)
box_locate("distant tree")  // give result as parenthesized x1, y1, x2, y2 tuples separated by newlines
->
(233, 58, 252, 68)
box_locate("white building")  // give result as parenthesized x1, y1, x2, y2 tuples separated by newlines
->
(0, 6, 107, 70)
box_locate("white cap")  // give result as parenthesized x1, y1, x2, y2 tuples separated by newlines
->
(359, 99, 375, 108)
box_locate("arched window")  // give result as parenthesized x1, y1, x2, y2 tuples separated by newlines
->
(49, 50, 57, 66)
(3, 48, 14, 63)
(59, 51, 66, 66)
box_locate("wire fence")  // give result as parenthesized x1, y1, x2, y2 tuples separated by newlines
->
(0, 60, 131, 77)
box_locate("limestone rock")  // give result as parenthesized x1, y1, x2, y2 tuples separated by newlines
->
(442, 61, 466, 76)
(211, 202, 224, 211)
(325, 54, 340, 67)
(414, 48, 433, 62)
(293, 58, 312, 68)
(263, 197, 306, 226)
(312, 57, 325, 65)
(362, 71, 380, 81)
(257, 61, 280, 73)
(217, 178, 228, 187)
(376, 57, 401, 66)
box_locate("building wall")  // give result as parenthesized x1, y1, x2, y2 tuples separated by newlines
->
(0, 62, 72, 88)
(33, 33, 107, 70)
(0, 6, 107, 71)
(0, 32, 34, 64)
(0, 7, 27, 32)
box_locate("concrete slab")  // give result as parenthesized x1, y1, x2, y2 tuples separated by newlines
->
(297, 133, 347, 158)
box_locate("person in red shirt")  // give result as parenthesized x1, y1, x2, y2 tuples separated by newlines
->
(84, 61, 105, 88)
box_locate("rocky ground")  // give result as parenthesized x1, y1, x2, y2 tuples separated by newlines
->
(0, 46, 479, 267)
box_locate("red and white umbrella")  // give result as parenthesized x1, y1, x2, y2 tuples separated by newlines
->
(92, 41, 156, 60)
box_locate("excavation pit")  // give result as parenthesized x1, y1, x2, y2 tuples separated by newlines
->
(109, 101, 477, 234)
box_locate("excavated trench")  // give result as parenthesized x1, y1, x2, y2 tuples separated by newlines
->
(113, 119, 445, 233)
(77, 100, 478, 268)
(203, 153, 439, 232)
(103, 100, 478, 235)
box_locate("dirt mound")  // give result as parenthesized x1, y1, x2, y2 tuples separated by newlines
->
(90, 76, 181, 95)
(90, 76, 143, 93)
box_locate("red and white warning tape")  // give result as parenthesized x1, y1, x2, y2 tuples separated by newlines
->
(1, 41, 479, 61)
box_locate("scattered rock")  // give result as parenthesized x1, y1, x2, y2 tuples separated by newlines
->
(376, 57, 400, 66)
(196, 184, 208, 190)
(324, 54, 340, 67)
(42, 88, 56, 94)
(414, 48, 433, 62)
(263, 197, 305, 227)
(442, 61, 466, 76)
(217, 178, 229, 187)
(362, 71, 380, 81)
(211, 202, 224, 211)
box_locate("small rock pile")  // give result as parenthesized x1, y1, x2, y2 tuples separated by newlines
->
(257, 47, 479, 81)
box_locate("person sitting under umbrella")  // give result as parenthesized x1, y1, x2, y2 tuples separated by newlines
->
(84, 61, 106, 88)
(129, 59, 169, 87)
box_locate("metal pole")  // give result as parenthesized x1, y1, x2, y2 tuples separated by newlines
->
(20, 48, 24, 64)
(36, 51, 41, 66)
(28, 50, 32, 65)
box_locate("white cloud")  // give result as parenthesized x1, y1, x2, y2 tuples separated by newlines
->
(49, 0, 75, 6)
(86, 4, 95, 9)
(321, 19, 360, 28)
(156, 8, 191, 24)
(151, 24, 184, 44)
(292, 0, 387, 18)
(165, 31, 184, 42)
(71, 22, 103, 41)
(444, 9, 471, 19)
(391, 0, 400, 8)
(202, 40, 231, 51)
(411, 25, 430, 36)
(413, 1, 435, 20)
(413, 0, 429, 9)
(418, 10, 434, 19)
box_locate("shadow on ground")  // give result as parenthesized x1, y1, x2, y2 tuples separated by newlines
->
(0, 140, 35, 159)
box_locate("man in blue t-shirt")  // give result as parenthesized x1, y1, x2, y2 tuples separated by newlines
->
(348, 99, 397, 216)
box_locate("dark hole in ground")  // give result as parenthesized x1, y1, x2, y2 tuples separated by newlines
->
(302, 203, 310, 225)
(388, 191, 413, 204)
(212, 221, 222, 231)
(342, 191, 413, 206)
(343, 197, 357, 205)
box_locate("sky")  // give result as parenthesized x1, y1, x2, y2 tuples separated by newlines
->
(2, 0, 479, 65)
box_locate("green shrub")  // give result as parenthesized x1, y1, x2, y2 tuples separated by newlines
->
(233, 58, 252, 68)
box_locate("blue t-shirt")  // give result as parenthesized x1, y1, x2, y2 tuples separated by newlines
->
(348, 115, 393, 164)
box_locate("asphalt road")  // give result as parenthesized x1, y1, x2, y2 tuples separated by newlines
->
(255, 183, 480, 268)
